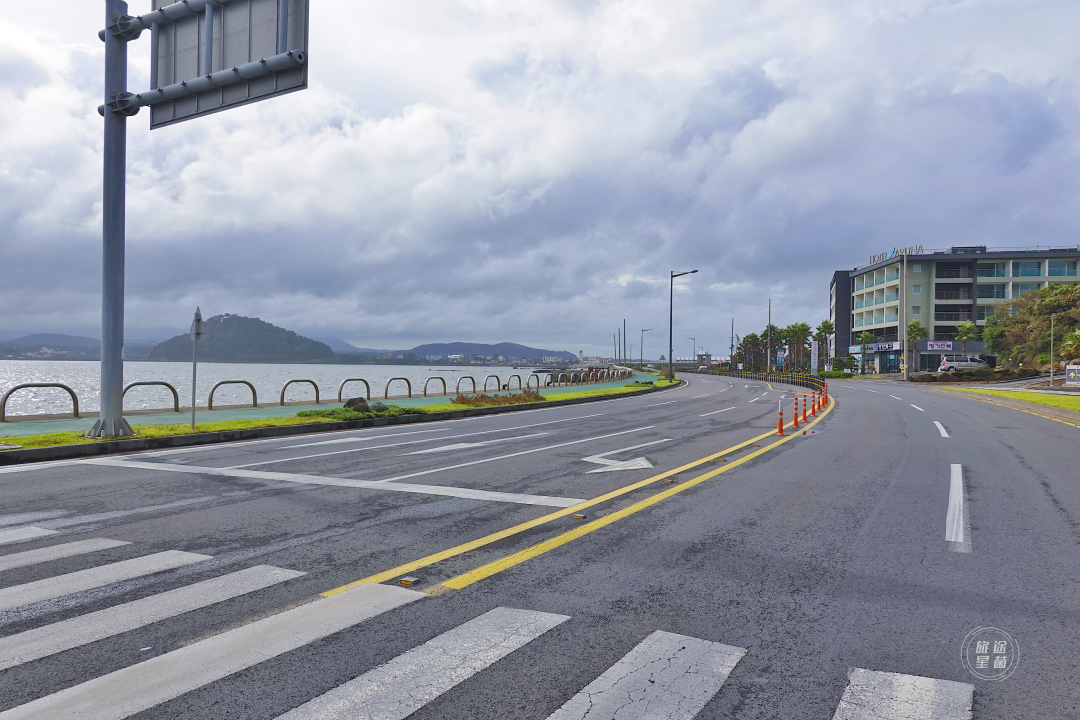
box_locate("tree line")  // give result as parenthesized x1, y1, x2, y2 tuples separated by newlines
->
(732, 321, 834, 372)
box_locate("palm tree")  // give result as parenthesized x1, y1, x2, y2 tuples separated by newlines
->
(906, 320, 929, 374)
(857, 331, 873, 375)
(785, 322, 813, 372)
(814, 320, 835, 372)
(954, 322, 978, 356)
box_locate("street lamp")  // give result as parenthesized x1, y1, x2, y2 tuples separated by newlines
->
(688, 337, 696, 366)
(641, 329, 652, 367)
(669, 269, 698, 380)
(1050, 314, 1056, 387)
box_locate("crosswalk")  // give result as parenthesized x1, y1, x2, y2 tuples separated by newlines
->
(0, 528, 975, 720)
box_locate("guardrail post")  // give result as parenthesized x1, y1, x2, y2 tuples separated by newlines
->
(483, 375, 501, 393)
(338, 379, 371, 402)
(122, 381, 180, 413)
(385, 377, 412, 399)
(280, 379, 319, 406)
(0, 383, 81, 422)
(208, 381, 258, 410)
(423, 377, 447, 397)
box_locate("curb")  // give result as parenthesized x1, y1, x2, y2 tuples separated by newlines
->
(0, 380, 686, 466)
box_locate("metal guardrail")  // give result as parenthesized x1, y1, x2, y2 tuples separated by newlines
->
(281, 380, 319, 406)
(710, 370, 828, 394)
(123, 381, 179, 412)
(0, 383, 80, 421)
(483, 375, 501, 392)
(507, 375, 522, 390)
(338, 379, 370, 401)
(385, 377, 412, 399)
(423, 377, 446, 397)
(527, 374, 541, 390)
(456, 376, 476, 394)
(208, 381, 257, 410)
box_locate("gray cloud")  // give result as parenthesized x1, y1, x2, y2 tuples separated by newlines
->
(1, 1, 1078, 357)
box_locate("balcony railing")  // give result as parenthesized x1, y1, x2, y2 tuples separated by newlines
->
(936, 269, 974, 279)
(977, 269, 1007, 277)
(935, 291, 973, 300)
(885, 314, 899, 323)
(935, 312, 972, 321)
(977, 290, 1007, 299)
(885, 273, 900, 282)
(1012, 268, 1043, 277)
(1049, 268, 1078, 276)
(854, 300, 864, 309)
(874, 297, 884, 305)
(885, 293, 899, 302)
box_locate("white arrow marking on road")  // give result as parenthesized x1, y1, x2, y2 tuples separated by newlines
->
(403, 433, 547, 455)
(582, 440, 671, 473)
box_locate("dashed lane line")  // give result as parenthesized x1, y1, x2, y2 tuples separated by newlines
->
(934, 421, 950, 438)
(911, 404, 925, 411)
(701, 407, 737, 417)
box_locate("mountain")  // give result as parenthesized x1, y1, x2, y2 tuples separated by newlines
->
(312, 337, 395, 355)
(407, 342, 576, 361)
(2, 333, 100, 349)
(147, 314, 337, 363)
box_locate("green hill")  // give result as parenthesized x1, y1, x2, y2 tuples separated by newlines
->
(147, 314, 336, 363)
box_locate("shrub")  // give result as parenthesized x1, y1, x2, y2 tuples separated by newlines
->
(450, 389, 545, 407)
(818, 370, 847, 378)
(296, 404, 425, 421)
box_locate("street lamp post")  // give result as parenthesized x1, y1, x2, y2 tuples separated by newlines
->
(688, 337, 696, 367)
(669, 269, 698, 381)
(641, 329, 652, 367)
(1050, 314, 1056, 387)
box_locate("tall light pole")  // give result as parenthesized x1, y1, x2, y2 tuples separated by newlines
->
(1050, 314, 1056, 387)
(641, 329, 652, 366)
(669, 269, 698, 380)
(688, 337, 696, 366)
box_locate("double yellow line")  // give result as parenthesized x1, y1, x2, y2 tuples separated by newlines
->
(323, 393, 835, 597)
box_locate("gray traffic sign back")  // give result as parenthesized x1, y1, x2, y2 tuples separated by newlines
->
(149, 0, 308, 128)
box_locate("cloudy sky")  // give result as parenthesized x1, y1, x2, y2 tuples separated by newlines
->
(2, 0, 1078, 357)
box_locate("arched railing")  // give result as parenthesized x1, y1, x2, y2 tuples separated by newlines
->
(208, 381, 257, 410)
(507, 374, 523, 390)
(569, 372, 580, 385)
(281, 379, 319, 406)
(0, 383, 80, 422)
(527, 374, 542, 390)
(456, 376, 477, 394)
(423, 377, 447, 397)
(123, 381, 179, 413)
(385, 377, 412, 399)
(483, 375, 501, 392)
(338, 378, 370, 402)
(557, 373, 568, 387)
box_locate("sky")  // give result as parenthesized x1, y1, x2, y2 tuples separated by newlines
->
(2, 0, 1079, 358)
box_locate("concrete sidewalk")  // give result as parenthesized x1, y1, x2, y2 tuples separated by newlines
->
(0, 372, 656, 438)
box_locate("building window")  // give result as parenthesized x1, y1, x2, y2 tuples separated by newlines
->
(912, 285, 921, 294)
(855, 278, 864, 291)
(1013, 283, 1040, 298)
(978, 262, 1007, 278)
(976, 305, 995, 321)
(977, 283, 1007, 299)
(1048, 260, 1078, 277)
(912, 264, 921, 272)
(912, 305, 921, 315)
(1012, 261, 1042, 277)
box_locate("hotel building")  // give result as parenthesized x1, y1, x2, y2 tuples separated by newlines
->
(829, 246, 1080, 373)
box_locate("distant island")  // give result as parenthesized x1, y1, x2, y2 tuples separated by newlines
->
(3, 316, 581, 365)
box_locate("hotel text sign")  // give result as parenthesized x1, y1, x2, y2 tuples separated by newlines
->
(869, 245, 924, 265)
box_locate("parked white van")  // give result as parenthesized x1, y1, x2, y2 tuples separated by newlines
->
(939, 355, 988, 372)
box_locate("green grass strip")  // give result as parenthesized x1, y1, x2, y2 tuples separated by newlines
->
(947, 388, 1080, 413)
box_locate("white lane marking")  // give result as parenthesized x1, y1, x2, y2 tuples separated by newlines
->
(0, 460, 77, 476)
(645, 400, 677, 407)
(934, 421, 950, 437)
(946, 464, 967, 548)
(889, 395, 902, 400)
(402, 432, 548, 455)
(843, 385, 859, 389)
(0, 539, 131, 573)
(0, 511, 70, 527)
(831, 668, 973, 720)
(84, 459, 585, 507)
(692, 394, 711, 398)
(0, 551, 211, 612)
(284, 414, 602, 450)
(748, 398, 759, 403)
(545, 630, 746, 720)
(276, 607, 569, 720)
(0, 565, 305, 670)
(761, 392, 769, 396)
(582, 440, 671, 473)
(701, 407, 737, 417)
(865, 389, 879, 393)
(0, 583, 423, 720)
(911, 404, 925, 411)
(0, 527, 57, 547)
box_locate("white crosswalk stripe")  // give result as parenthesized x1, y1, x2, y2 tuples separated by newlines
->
(0, 526, 57, 546)
(276, 607, 569, 720)
(545, 630, 746, 720)
(0, 565, 304, 670)
(0, 550, 211, 612)
(831, 668, 973, 719)
(0, 583, 423, 720)
(0, 539, 131, 573)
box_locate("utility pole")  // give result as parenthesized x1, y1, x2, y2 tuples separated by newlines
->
(616, 327, 621, 364)
(190, 308, 203, 429)
(623, 319, 627, 367)
(688, 337, 696, 365)
(730, 318, 734, 367)
(641, 328, 652, 367)
(1050, 314, 1056, 387)
(767, 299, 772, 372)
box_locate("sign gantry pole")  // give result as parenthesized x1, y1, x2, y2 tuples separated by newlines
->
(89, 0, 135, 438)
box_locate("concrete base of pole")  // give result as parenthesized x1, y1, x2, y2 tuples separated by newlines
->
(87, 416, 134, 438)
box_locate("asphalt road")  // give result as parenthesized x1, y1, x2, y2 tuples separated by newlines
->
(0, 374, 1076, 719)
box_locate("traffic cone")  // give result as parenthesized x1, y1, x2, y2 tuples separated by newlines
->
(793, 399, 800, 429)
(777, 407, 784, 436)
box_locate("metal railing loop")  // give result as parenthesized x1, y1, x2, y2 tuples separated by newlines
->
(527, 374, 542, 390)
(338, 379, 370, 401)
(483, 375, 501, 392)
(208, 381, 257, 410)
(455, 376, 477, 394)
(423, 377, 447, 397)
(0, 383, 80, 421)
(507, 374, 522, 390)
(385, 377, 412, 399)
(123, 381, 179, 412)
(281, 379, 319, 406)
